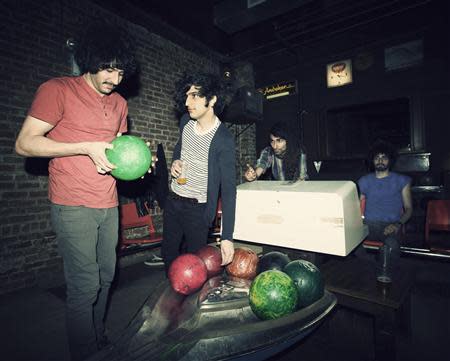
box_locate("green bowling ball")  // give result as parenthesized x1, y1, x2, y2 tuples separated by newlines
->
(283, 259, 324, 309)
(249, 270, 298, 320)
(106, 135, 151, 181)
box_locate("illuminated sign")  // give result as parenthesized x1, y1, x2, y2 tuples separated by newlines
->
(258, 80, 297, 100)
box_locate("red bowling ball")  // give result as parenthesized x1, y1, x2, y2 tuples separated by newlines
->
(196, 245, 223, 278)
(168, 254, 208, 295)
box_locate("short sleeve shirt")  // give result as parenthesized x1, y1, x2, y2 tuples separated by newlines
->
(28, 76, 128, 208)
(358, 172, 411, 223)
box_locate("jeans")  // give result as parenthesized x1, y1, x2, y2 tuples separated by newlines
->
(355, 220, 401, 281)
(51, 204, 118, 361)
(161, 196, 209, 273)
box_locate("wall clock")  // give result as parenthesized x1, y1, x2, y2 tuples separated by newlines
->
(326, 59, 353, 88)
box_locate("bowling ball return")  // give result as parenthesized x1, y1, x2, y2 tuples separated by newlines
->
(89, 274, 336, 361)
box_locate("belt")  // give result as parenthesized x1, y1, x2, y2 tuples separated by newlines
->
(169, 192, 198, 204)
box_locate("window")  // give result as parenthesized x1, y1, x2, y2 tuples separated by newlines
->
(326, 98, 411, 158)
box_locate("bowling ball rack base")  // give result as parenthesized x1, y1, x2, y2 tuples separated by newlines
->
(88, 274, 337, 361)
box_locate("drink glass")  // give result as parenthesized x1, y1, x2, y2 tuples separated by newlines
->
(177, 160, 188, 185)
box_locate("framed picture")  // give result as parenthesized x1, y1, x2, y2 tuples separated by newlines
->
(326, 59, 353, 88)
(384, 39, 423, 71)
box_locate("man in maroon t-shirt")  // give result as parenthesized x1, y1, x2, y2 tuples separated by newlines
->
(16, 22, 137, 361)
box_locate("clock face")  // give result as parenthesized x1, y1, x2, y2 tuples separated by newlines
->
(327, 60, 353, 88)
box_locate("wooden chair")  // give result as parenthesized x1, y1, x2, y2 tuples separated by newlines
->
(425, 200, 450, 253)
(119, 202, 162, 252)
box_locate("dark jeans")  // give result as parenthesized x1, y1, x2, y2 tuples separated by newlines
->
(355, 220, 401, 278)
(51, 204, 118, 361)
(161, 195, 209, 273)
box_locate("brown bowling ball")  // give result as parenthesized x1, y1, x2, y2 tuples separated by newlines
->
(226, 247, 259, 280)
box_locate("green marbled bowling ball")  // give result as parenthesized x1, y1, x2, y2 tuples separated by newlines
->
(249, 270, 298, 320)
(106, 135, 151, 181)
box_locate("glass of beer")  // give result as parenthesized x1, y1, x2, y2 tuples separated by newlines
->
(177, 160, 188, 185)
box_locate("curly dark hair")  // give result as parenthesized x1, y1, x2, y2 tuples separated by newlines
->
(74, 21, 137, 76)
(269, 122, 289, 141)
(368, 139, 397, 166)
(174, 71, 228, 114)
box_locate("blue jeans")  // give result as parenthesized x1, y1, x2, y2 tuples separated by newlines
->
(51, 204, 118, 361)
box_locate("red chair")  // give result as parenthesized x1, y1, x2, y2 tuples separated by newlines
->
(425, 200, 450, 252)
(119, 202, 162, 251)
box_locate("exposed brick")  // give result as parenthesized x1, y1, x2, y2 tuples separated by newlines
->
(0, 164, 16, 172)
(23, 261, 46, 270)
(9, 271, 36, 282)
(31, 192, 50, 199)
(17, 182, 40, 189)
(7, 215, 36, 224)
(0, 182, 16, 190)
(9, 241, 33, 249)
(0, 0, 255, 295)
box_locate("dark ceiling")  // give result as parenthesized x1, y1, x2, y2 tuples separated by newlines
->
(108, 0, 231, 54)
(107, 0, 433, 62)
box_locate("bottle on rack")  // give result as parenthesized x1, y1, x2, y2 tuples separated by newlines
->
(299, 147, 308, 180)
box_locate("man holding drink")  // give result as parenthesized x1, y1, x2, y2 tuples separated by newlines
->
(175, 160, 188, 185)
(161, 71, 236, 273)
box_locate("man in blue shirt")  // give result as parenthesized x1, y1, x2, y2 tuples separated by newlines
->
(358, 140, 413, 283)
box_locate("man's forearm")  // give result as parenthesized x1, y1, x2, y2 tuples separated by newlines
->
(16, 135, 90, 158)
(255, 166, 264, 178)
(399, 208, 413, 225)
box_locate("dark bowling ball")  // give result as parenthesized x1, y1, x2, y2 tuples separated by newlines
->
(258, 251, 291, 274)
(106, 135, 152, 181)
(196, 245, 223, 278)
(168, 254, 208, 295)
(249, 270, 298, 320)
(226, 247, 259, 280)
(283, 259, 324, 309)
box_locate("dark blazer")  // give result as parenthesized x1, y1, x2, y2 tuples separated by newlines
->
(173, 113, 236, 240)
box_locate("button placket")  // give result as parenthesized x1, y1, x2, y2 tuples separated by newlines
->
(102, 100, 108, 117)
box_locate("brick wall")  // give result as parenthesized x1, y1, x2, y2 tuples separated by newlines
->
(0, 0, 256, 294)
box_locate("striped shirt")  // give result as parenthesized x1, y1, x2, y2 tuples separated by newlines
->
(171, 117, 220, 203)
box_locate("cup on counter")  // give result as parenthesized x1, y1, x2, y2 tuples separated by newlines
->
(177, 160, 188, 185)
